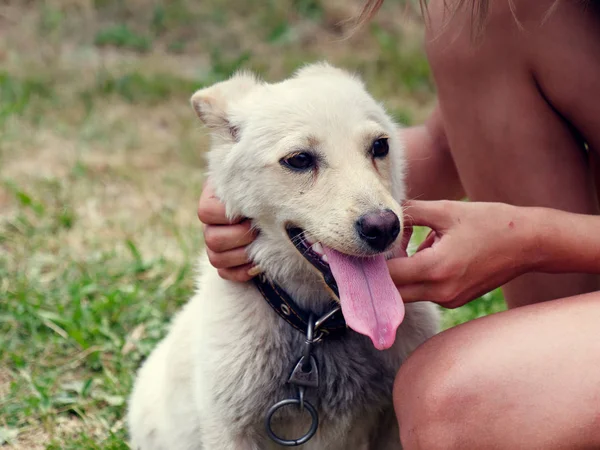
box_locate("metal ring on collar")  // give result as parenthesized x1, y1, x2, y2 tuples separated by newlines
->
(265, 398, 319, 446)
(315, 306, 341, 330)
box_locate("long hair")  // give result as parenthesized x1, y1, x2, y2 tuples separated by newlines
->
(356, 0, 494, 37)
(357, 0, 569, 37)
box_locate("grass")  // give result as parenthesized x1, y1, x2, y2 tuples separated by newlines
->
(94, 25, 153, 53)
(0, 0, 505, 447)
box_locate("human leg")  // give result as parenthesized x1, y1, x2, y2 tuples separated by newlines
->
(394, 291, 600, 449)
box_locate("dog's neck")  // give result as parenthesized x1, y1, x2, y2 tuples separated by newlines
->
(247, 234, 335, 315)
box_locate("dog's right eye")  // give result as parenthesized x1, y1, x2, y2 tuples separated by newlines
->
(371, 138, 389, 158)
(280, 152, 316, 171)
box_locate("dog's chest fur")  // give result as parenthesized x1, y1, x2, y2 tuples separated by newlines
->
(129, 259, 438, 450)
(192, 271, 405, 442)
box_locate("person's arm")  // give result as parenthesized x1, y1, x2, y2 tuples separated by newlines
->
(591, 150, 600, 208)
(534, 206, 600, 274)
(403, 105, 465, 201)
(389, 200, 600, 309)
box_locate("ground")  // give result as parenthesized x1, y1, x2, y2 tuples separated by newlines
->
(0, 1, 505, 448)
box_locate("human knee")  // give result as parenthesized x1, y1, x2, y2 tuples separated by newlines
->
(393, 334, 488, 450)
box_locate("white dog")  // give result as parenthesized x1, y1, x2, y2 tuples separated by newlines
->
(128, 63, 439, 450)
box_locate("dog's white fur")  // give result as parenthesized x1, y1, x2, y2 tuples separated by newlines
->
(128, 63, 439, 450)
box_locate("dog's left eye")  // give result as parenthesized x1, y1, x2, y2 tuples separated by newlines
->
(281, 152, 316, 171)
(371, 138, 389, 158)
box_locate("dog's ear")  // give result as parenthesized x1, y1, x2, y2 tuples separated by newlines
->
(190, 72, 260, 141)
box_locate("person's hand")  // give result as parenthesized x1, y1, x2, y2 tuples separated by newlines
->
(198, 180, 258, 282)
(388, 200, 538, 308)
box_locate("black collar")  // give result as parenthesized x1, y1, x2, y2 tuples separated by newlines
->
(253, 275, 347, 337)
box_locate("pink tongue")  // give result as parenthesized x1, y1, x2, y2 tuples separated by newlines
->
(323, 246, 405, 350)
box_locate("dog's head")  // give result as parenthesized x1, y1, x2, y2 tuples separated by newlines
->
(192, 63, 407, 349)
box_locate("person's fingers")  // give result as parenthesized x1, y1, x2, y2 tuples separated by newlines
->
(396, 283, 436, 303)
(387, 248, 439, 285)
(207, 247, 251, 269)
(416, 229, 439, 252)
(402, 200, 453, 230)
(390, 224, 412, 258)
(198, 181, 241, 225)
(400, 223, 413, 254)
(217, 264, 256, 283)
(399, 283, 464, 308)
(204, 221, 257, 252)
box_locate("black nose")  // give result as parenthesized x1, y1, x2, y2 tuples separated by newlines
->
(355, 209, 400, 252)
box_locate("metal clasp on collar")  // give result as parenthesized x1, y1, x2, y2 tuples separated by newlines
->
(265, 308, 340, 446)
